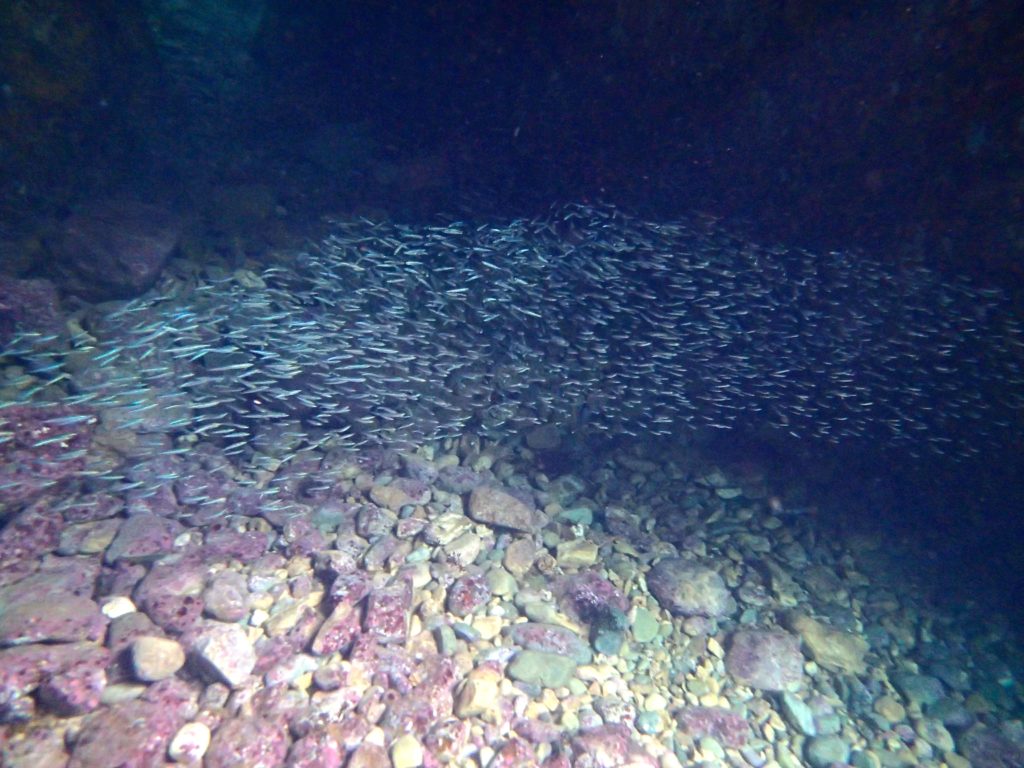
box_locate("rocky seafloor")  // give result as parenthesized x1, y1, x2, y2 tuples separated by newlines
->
(2, 413, 1024, 768)
(2, 203, 1023, 768)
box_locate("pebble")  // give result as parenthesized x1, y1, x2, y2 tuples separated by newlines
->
(390, 734, 424, 768)
(168, 722, 211, 763)
(130, 635, 185, 681)
(192, 622, 256, 688)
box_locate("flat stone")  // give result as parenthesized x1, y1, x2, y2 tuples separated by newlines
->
(556, 539, 599, 568)
(507, 649, 577, 688)
(468, 485, 536, 532)
(104, 513, 185, 564)
(790, 613, 868, 675)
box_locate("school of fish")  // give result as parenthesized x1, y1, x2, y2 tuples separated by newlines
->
(4, 203, 1023, 475)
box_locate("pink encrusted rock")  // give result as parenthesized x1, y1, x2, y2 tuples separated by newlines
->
(487, 737, 537, 768)
(0, 276, 62, 343)
(60, 492, 124, 523)
(0, 642, 110, 720)
(0, 555, 106, 646)
(68, 697, 186, 768)
(286, 731, 344, 768)
(0, 724, 69, 768)
(468, 485, 536, 532)
(364, 578, 412, 644)
(311, 601, 361, 656)
(560, 570, 628, 626)
(725, 629, 804, 691)
(675, 706, 750, 748)
(507, 623, 592, 663)
(204, 716, 290, 768)
(201, 527, 271, 563)
(447, 572, 492, 618)
(283, 517, 327, 557)
(0, 405, 96, 509)
(133, 559, 206, 634)
(0, 499, 63, 582)
(104, 513, 185, 564)
(570, 723, 658, 768)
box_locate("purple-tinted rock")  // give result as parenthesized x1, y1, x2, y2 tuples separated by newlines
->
(390, 477, 432, 504)
(675, 706, 750, 748)
(287, 731, 343, 768)
(0, 405, 94, 510)
(468, 485, 536, 532)
(0, 725, 69, 768)
(203, 570, 251, 622)
(104, 513, 185, 564)
(725, 629, 804, 691)
(55, 200, 180, 302)
(60, 492, 125, 523)
(646, 557, 734, 618)
(124, 484, 179, 517)
(283, 517, 328, 557)
(133, 560, 206, 634)
(561, 570, 628, 625)
(0, 642, 110, 720)
(0, 593, 107, 646)
(205, 716, 290, 768)
(960, 726, 1024, 768)
(311, 601, 361, 656)
(364, 578, 412, 644)
(0, 276, 62, 344)
(68, 697, 185, 768)
(507, 623, 592, 663)
(202, 527, 271, 563)
(355, 504, 397, 539)
(328, 571, 371, 606)
(487, 737, 537, 768)
(570, 723, 658, 768)
(436, 465, 482, 494)
(423, 718, 471, 764)
(447, 572, 491, 617)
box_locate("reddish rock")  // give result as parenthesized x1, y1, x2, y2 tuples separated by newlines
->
(447, 572, 491, 618)
(133, 559, 206, 634)
(311, 601, 361, 656)
(205, 716, 290, 768)
(60, 492, 124, 523)
(488, 737, 539, 768)
(104, 513, 185, 564)
(570, 723, 657, 768)
(675, 706, 750, 748)
(560, 570, 628, 627)
(364, 578, 412, 644)
(436, 465, 482, 494)
(68, 697, 185, 768)
(202, 528, 271, 563)
(725, 629, 804, 691)
(507, 623, 592, 663)
(0, 276, 62, 343)
(286, 731, 343, 768)
(0, 642, 110, 720)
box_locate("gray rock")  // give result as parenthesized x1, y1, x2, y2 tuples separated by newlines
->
(725, 630, 803, 691)
(192, 622, 256, 688)
(805, 735, 850, 768)
(646, 558, 734, 618)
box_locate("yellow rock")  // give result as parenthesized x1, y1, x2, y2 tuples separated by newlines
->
(789, 613, 868, 674)
(555, 539, 599, 568)
(390, 734, 424, 768)
(455, 666, 503, 721)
